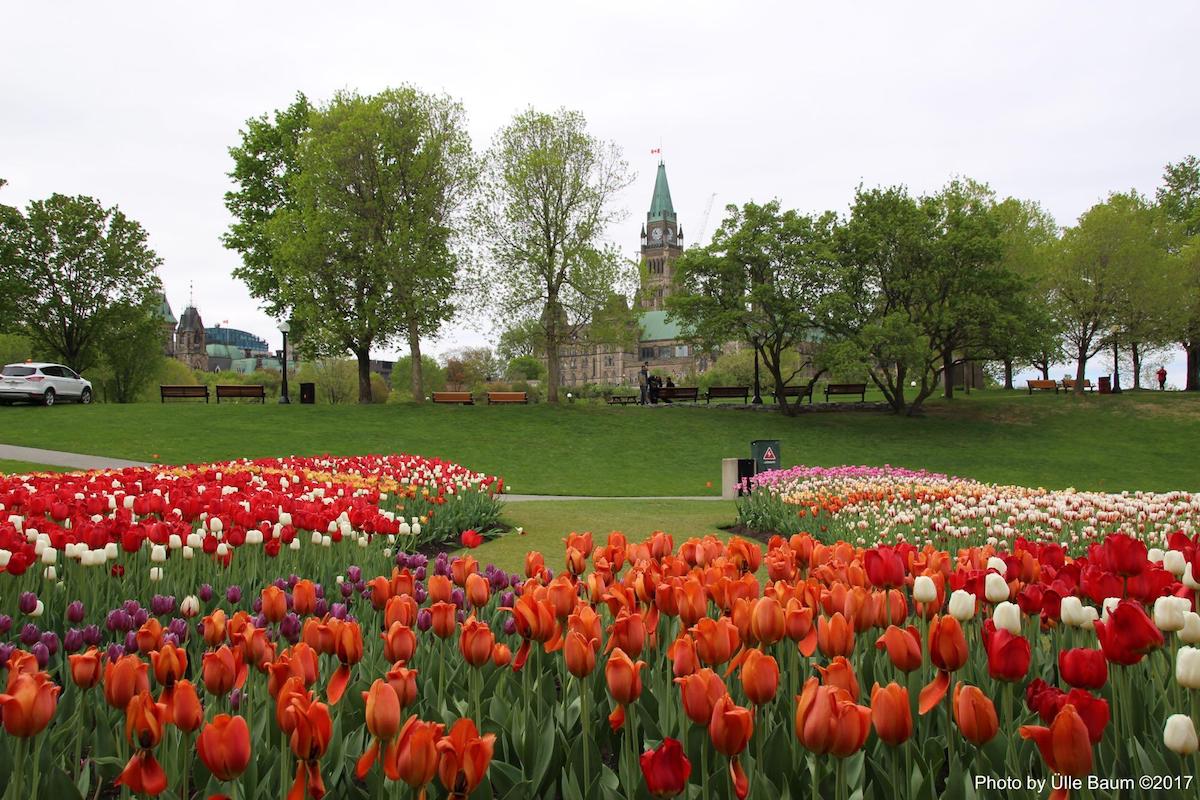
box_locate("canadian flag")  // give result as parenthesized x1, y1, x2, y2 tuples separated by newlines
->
(650, 148, 661, 154)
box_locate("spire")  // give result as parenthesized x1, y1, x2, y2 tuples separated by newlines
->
(647, 161, 676, 223)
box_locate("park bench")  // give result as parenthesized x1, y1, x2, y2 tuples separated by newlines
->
(705, 386, 750, 404)
(432, 391, 474, 405)
(487, 391, 528, 405)
(216, 384, 266, 403)
(1061, 379, 1094, 392)
(824, 383, 867, 403)
(1027, 379, 1059, 395)
(160, 385, 209, 403)
(772, 385, 814, 404)
(606, 394, 639, 405)
(657, 386, 699, 402)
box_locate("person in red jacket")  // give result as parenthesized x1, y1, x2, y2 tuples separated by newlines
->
(1156, 366, 1168, 390)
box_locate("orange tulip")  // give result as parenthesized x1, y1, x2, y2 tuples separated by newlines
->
(565, 630, 599, 678)
(815, 656, 860, 702)
(0, 672, 59, 736)
(171, 680, 204, 732)
(115, 690, 169, 796)
(953, 683, 999, 746)
(785, 599, 817, 657)
(68, 647, 103, 689)
(136, 618, 164, 654)
(292, 580, 318, 616)
(738, 649, 779, 706)
(104, 654, 150, 710)
(676, 579, 708, 626)
(286, 694, 334, 800)
(606, 609, 647, 657)
(385, 594, 419, 629)
(817, 613, 855, 658)
(491, 643, 512, 668)
(506, 593, 559, 670)
(1020, 703, 1093, 781)
(391, 567, 417, 598)
(605, 647, 646, 730)
(451, 555, 478, 586)
(386, 663, 419, 709)
(691, 616, 740, 667)
(367, 576, 392, 610)
(202, 609, 228, 646)
(327, 620, 364, 704)
(387, 715, 444, 790)
(197, 714, 252, 781)
(794, 677, 872, 757)
(465, 573, 491, 608)
(202, 645, 248, 697)
(459, 616, 496, 668)
(428, 574, 454, 603)
(875, 625, 922, 673)
(262, 585, 288, 623)
(919, 615, 968, 714)
(568, 604, 603, 644)
(546, 577, 576, 619)
(436, 718, 497, 799)
(356, 679, 403, 779)
(382, 621, 418, 664)
(676, 668, 727, 725)
(525, 551, 547, 580)
(870, 682, 913, 745)
(6, 650, 38, 687)
(668, 634, 699, 678)
(241, 626, 275, 672)
(275, 676, 311, 734)
(750, 597, 786, 646)
(709, 694, 754, 800)
(430, 601, 457, 640)
(151, 642, 188, 689)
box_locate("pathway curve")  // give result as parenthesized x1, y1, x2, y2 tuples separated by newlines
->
(0, 445, 726, 501)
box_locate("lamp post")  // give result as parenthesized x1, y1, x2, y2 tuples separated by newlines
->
(278, 321, 290, 404)
(752, 344, 763, 405)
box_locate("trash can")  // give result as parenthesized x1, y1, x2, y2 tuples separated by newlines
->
(300, 382, 316, 404)
(737, 458, 755, 495)
(1098, 376, 1111, 395)
(751, 440, 781, 475)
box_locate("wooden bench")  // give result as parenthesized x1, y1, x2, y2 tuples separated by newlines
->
(606, 395, 639, 405)
(1027, 379, 1059, 395)
(160, 385, 209, 403)
(432, 391, 474, 405)
(705, 386, 750, 404)
(1061, 379, 1094, 392)
(657, 386, 699, 402)
(487, 391, 528, 405)
(823, 383, 867, 402)
(216, 384, 266, 403)
(772, 385, 814, 404)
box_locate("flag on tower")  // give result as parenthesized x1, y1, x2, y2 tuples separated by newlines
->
(650, 148, 661, 154)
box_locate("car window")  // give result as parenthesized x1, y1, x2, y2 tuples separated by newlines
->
(2, 366, 35, 377)
(41, 366, 64, 377)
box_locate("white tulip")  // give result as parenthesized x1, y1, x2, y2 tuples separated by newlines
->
(180, 595, 200, 618)
(1181, 612, 1200, 645)
(168, 534, 182, 550)
(289, 538, 301, 551)
(336, 576, 345, 585)
(149, 567, 162, 582)
(383, 548, 393, 559)
(104, 542, 118, 560)
(245, 530, 263, 546)
(31, 600, 44, 617)
(1148, 548, 1166, 563)
(1185, 564, 1200, 591)
(986, 556, 1007, 575)
(209, 517, 223, 534)
(411, 523, 421, 536)
(1164, 550, 1186, 577)
(1177, 647, 1200, 689)
(1078, 606, 1099, 631)
(1155, 596, 1189, 633)
(1101, 597, 1122, 622)
(279, 511, 292, 526)
(985, 572, 1009, 603)
(398, 522, 412, 536)
(0, 550, 9, 567)
(43, 566, 57, 581)
(182, 546, 194, 560)
(216, 543, 228, 558)
(948, 590, 975, 621)
(187, 533, 203, 549)
(1060, 596, 1086, 627)
(1164, 714, 1199, 755)
(913, 575, 938, 604)
(150, 545, 167, 563)
(321, 535, 332, 548)
(40, 546, 57, 565)
(123, 495, 134, 510)
(993, 601, 1022, 634)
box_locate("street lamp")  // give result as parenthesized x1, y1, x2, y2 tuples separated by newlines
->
(752, 345, 763, 405)
(278, 321, 291, 404)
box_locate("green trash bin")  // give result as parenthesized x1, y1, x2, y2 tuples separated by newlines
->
(751, 439, 781, 475)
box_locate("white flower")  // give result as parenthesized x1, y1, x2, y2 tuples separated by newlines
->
(180, 595, 200, 617)
(1164, 714, 1199, 755)
(43, 566, 57, 581)
(150, 544, 167, 563)
(411, 523, 421, 536)
(168, 534, 183, 550)
(31, 600, 44, 617)
(40, 546, 58, 565)
(1185, 564, 1200, 591)
(993, 601, 1021, 634)
(1164, 550, 1186, 576)
(1148, 547, 1166, 563)
(216, 543, 229, 557)
(1181, 612, 1200, 645)
(948, 590, 975, 621)
(208, 517, 223, 534)
(311, 531, 323, 545)
(1154, 596, 1188, 633)
(912, 575, 937, 604)
(182, 546, 194, 560)
(986, 556, 1007, 575)
(149, 566, 162, 582)
(321, 535, 332, 548)
(1060, 596, 1086, 627)
(289, 538, 301, 551)
(0, 549, 9, 568)
(984, 572, 1009, 604)
(1177, 647, 1200, 689)
(104, 542, 118, 560)
(245, 529, 263, 546)
(187, 532, 203, 549)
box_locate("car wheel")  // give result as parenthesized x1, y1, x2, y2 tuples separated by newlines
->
(80, 388, 92, 405)
(43, 389, 56, 407)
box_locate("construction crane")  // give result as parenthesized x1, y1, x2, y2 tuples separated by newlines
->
(690, 192, 717, 248)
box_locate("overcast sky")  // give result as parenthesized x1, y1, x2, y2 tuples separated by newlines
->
(4, 2, 1197, 382)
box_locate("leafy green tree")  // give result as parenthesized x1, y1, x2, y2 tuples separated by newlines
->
(442, 347, 501, 389)
(226, 88, 475, 402)
(96, 303, 164, 402)
(0, 179, 25, 331)
(497, 319, 545, 361)
(472, 108, 633, 403)
(669, 200, 835, 414)
(505, 355, 544, 381)
(0, 193, 162, 374)
(388, 355, 446, 400)
(1155, 155, 1200, 390)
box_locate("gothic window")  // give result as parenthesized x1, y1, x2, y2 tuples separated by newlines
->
(640, 347, 654, 360)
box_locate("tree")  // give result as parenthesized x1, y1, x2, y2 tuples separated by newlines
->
(226, 88, 475, 402)
(96, 303, 165, 402)
(442, 347, 501, 388)
(0, 179, 26, 331)
(668, 200, 836, 415)
(473, 108, 633, 403)
(992, 197, 1062, 386)
(497, 319, 545, 361)
(0, 194, 163, 374)
(505, 355, 544, 381)
(1156, 156, 1200, 390)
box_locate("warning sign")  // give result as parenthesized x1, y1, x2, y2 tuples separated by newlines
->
(762, 447, 777, 462)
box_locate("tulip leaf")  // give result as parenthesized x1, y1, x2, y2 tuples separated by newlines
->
(562, 768, 584, 800)
(528, 716, 557, 789)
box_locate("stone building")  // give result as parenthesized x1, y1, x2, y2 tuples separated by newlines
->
(157, 293, 177, 358)
(175, 304, 208, 371)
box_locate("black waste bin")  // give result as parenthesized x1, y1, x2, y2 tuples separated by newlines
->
(300, 382, 316, 404)
(736, 458, 755, 495)
(1098, 376, 1111, 395)
(751, 439, 781, 475)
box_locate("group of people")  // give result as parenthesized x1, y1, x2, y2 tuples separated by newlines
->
(637, 362, 675, 405)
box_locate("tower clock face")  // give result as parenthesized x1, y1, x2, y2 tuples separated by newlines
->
(651, 226, 663, 241)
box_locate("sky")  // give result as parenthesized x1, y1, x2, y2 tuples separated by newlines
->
(4, 1, 1198, 384)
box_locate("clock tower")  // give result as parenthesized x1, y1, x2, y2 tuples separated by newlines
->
(639, 160, 683, 310)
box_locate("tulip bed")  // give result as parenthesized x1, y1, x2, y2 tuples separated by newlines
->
(1, 460, 1200, 799)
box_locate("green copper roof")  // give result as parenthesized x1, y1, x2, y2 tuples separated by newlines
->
(647, 161, 676, 223)
(639, 310, 682, 342)
(157, 294, 176, 325)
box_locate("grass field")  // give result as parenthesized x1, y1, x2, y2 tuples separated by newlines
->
(1, 390, 1198, 493)
(0, 459, 71, 474)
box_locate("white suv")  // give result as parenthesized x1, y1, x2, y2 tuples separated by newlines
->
(0, 362, 93, 406)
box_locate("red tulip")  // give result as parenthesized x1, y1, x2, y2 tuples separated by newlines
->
(1058, 648, 1108, 690)
(1096, 532, 1147, 577)
(1093, 600, 1163, 665)
(864, 546, 905, 589)
(709, 694, 754, 800)
(1020, 703, 1094, 781)
(641, 737, 691, 797)
(875, 625, 922, 673)
(982, 621, 1030, 682)
(197, 714, 252, 781)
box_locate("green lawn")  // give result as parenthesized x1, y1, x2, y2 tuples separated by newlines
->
(0, 459, 71, 475)
(0, 390, 1198, 493)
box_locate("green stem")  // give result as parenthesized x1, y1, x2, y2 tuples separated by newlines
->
(580, 676, 592, 793)
(701, 740, 710, 800)
(30, 733, 43, 800)
(10, 738, 26, 800)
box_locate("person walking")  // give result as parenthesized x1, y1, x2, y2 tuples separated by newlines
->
(1157, 366, 1168, 391)
(638, 362, 649, 405)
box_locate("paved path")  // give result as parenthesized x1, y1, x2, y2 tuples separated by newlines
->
(505, 494, 724, 502)
(0, 444, 150, 471)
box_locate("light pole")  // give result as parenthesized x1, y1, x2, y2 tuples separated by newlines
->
(278, 321, 290, 404)
(752, 345, 763, 404)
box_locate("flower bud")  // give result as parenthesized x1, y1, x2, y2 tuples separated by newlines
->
(986, 557, 1006, 575)
(1181, 612, 1200, 645)
(948, 590, 975, 621)
(1163, 550, 1186, 577)
(1164, 714, 1199, 755)
(1155, 596, 1188, 633)
(1060, 597, 1085, 627)
(984, 573, 1009, 604)
(1185, 564, 1200, 591)
(1177, 647, 1200, 690)
(992, 602, 1021, 635)
(913, 576, 937, 605)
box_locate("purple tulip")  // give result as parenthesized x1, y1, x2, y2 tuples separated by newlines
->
(314, 584, 325, 600)
(123, 600, 141, 616)
(500, 591, 515, 609)
(414, 585, 427, 604)
(313, 599, 328, 618)
(340, 583, 354, 599)
(394, 553, 409, 568)
(82, 625, 102, 646)
(230, 688, 243, 711)
(503, 617, 517, 635)
(455, 609, 465, 624)
(31, 642, 49, 669)
(106, 609, 126, 632)
(106, 643, 124, 663)
(0, 643, 14, 663)
(18, 592, 37, 615)
(416, 608, 432, 632)
(198, 584, 214, 602)
(346, 566, 362, 583)
(161, 632, 180, 648)
(251, 598, 263, 613)
(0, 614, 12, 635)
(132, 609, 150, 628)
(509, 575, 522, 589)
(415, 566, 427, 582)
(124, 631, 138, 653)
(151, 595, 176, 616)
(20, 623, 41, 645)
(274, 578, 289, 591)
(451, 589, 465, 609)
(330, 603, 347, 620)
(64, 628, 84, 652)
(225, 586, 242, 604)
(280, 613, 301, 644)
(287, 574, 299, 588)
(168, 618, 189, 642)
(39, 631, 59, 655)
(66, 600, 86, 624)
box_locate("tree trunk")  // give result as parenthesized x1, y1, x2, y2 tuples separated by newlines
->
(942, 349, 955, 399)
(355, 347, 373, 403)
(1111, 340, 1122, 392)
(544, 320, 560, 403)
(1003, 359, 1014, 391)
(1040, 358, 1050, 381)
(1130, 342, 1141, 390)
(408, 321, 424, 402)
(1074, 346, 1088, 397)
(1186, 340, 1199, 391)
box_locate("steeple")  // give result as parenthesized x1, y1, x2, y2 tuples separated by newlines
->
(647, 161, 676, 223)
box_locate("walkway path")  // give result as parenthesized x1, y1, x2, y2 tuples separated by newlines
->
(0, 445, 724, 501)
